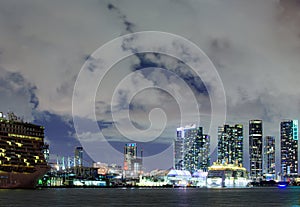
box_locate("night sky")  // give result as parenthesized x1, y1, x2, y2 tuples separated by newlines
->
(0, 0, 300, 172)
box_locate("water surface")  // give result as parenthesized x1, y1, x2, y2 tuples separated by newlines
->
(1, 187, 300, 206)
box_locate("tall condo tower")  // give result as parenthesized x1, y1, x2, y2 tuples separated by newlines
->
(218, 124, 243, 165)
(74, 146, 83, 167)
(124, 143, 142, 178)
(174, 124, 210, 173)
(249, 120, 263, 179)
(263, 136, 275, 175)
(280, 120, 298, 176)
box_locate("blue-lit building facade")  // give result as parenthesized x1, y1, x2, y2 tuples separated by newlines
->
(174, 125, 210, 173)
(218, 124, 243, 165)
(280, 120, 298, 176)
(249, 120, 263, 179)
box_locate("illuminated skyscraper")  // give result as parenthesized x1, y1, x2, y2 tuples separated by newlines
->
(249, 120, 263, 179)
(124, 143, 142, 178)
(42, 143, 50, 163)
(263, 136, 275, 175)
(174, 132, 184, 170)
(281, 120, 298, 176)
(218, 124, 243, 165)
(196, 134, 210, 171)
(174, 125, 210, 173)
(74, 146, 83, 167)
(124, 143, 137, 160)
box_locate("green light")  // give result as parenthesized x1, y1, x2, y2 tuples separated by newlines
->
(293, 120, 298, 140)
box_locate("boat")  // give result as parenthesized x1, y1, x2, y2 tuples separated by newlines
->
(0, 112, 50, 188)
(206, 162, 250, 188)
(277, 181, 289, 188)
(166, 169, 191, 187)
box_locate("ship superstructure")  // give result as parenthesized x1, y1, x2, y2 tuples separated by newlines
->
(207, 162, 250, 188)
(0, 112, 49, 188)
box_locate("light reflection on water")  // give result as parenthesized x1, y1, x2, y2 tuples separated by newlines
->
(0, 187, 300, 207)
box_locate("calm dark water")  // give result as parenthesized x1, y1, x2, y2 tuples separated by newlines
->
(0, 187, 300, 207)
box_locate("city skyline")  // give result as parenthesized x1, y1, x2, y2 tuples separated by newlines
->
(1, 110, 298, 188)
(1, 0, 300, 171)
(46, 118, 299, 176)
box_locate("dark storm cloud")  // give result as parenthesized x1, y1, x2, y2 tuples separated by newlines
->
(107, 3, 117, 11)
(131, 52, 209, 96)
(106, 2, 135, 33)
(115, 89, 129, 110)
(33, 110, 94, 163)
(1, 0, 300, 170)
(33, 111, 74, 135)
(129, 102, 147, 112)
(84, 55, 97, 72)
(278, 0, 300, 38)
(133, 53, 164, 70)
(97, 120, 114, 130)
(28, 86, 39, 109)
(0, 67, 39, 111)
(121, 35, 138, 52)
(56, 74, 77, 96)
(279, 0, 300, 18)
(118, 32, 211, 99)
(95, 101, 112, 116)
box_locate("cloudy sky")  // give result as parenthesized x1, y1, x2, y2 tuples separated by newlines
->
(0, 0, 300, 171)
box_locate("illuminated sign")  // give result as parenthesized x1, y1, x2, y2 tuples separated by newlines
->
(126, 143, 136, 147)
(293, 120, 298, 140)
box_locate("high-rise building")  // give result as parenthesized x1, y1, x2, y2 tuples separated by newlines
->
(42, 143, 50, 163)
(249, 120, 263, 179)
(281, 120, 298, 176)
(174, 125, 196, 171)
(263, 136, 275, 175)
(174, 125, 210, 173)
(197, 134, 210, 171)
(124, 143, 143, 178)
(218, 124, 243, 165)
(74, 146, 83, 167)
(174, 133, 184, 170)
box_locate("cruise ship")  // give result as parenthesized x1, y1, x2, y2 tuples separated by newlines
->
(206, 162, 251, 188)
(0, 112, 49, 188)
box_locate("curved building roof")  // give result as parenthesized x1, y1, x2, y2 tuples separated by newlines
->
(167, 169, 191, 178)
